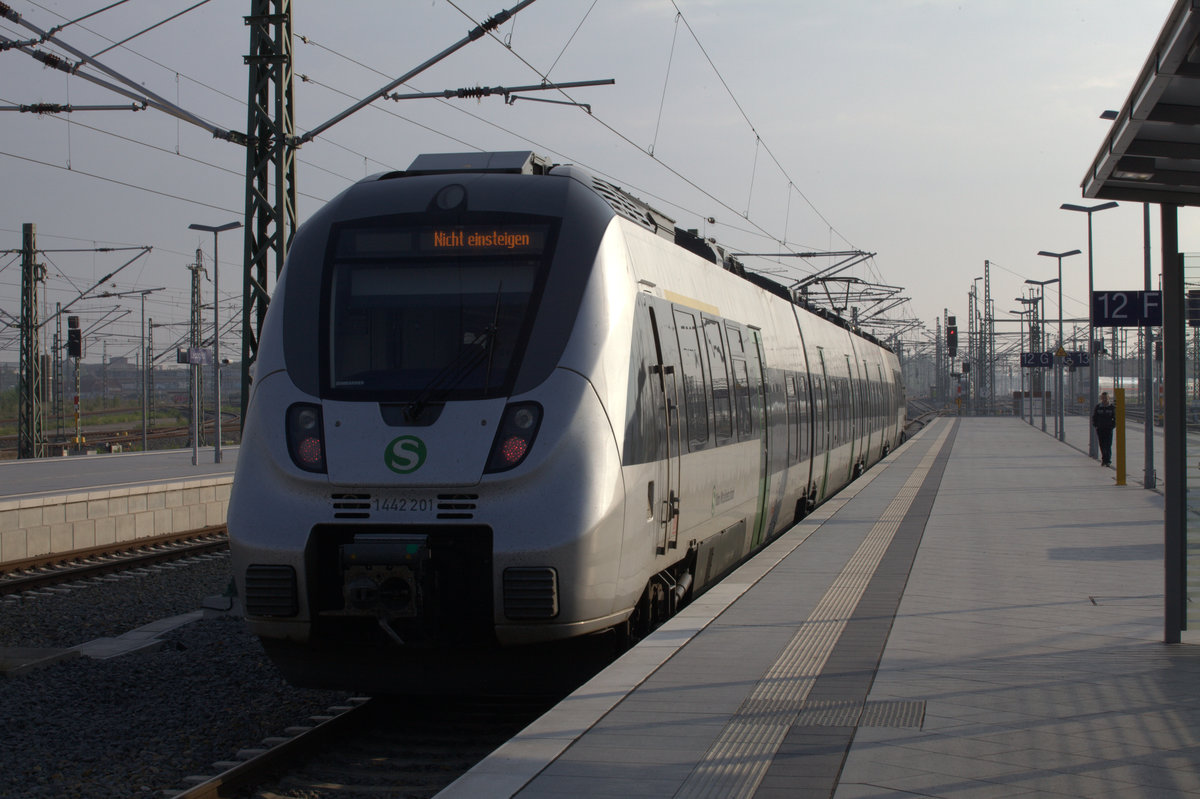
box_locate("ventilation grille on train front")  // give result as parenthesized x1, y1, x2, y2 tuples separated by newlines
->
(591, 177, 675, 240)
(332, 493, 371, 518)
(436, 494, 478, 519)
(244, 565, 298, 617)
(330, 493, 480, 519)
(503, 568, 559, 619)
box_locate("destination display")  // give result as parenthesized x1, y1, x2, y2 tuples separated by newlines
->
(423, 226, 547, 254)
(337, 224, 549, 257)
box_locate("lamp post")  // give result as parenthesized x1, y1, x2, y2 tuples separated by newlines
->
(97, 287, 165, 453)
(1036, 250, 1081, 442)
(189, 221, 242, 464)
(971, 276, 982, 415)
(1015, 296, 1038, 426)
(1010, 306, 1034, 422)
(1061, 202, 1118, 459)
(1026, 278, 1059, 434)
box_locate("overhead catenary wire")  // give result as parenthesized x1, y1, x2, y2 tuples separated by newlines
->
(5, 3, 403, 183)
(4, 1, 912, 361)
(88, 0, 213, 60)
(1, 7, 237, 142)
(650, 11, 681, 158)
(20, 0, 133, 42)
(544, 0, 598, 80)
(27, 1, 387, 175)
(0, 150, 241, 215)
(297, 0, 541, 145)
(665, 0, 856, 252)
(438, 0, 880, 291)
(293, 22, 822, 262)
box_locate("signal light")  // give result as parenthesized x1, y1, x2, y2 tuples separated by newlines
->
(946, 325, 958, 358)
(67, 328, 82, 359)
(286, 403, 327, 473)
(485, 402, 542, 474)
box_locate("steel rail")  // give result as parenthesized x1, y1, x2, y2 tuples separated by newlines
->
(0, 527, 228, 594)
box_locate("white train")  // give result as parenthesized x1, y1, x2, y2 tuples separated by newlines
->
(229, 151, 906, 692)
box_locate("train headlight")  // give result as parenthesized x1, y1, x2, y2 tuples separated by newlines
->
(484, 402, 542, 474)
(286, 402, 327, 473)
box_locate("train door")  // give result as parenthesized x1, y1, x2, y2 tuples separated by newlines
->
(648, 306, 681, 553)
(816, 348, 831, 500)
(876, 364, 886, 458)
(750, 329, 769, 548)
(861, 359, 874, 468)
(844, 354, 857, 481)
(796, 373, 813, 508)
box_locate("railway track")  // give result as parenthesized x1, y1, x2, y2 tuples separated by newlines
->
(0, 527, 229, 596)
(171, 693, 560, 799)
(0, 406, 241, 456)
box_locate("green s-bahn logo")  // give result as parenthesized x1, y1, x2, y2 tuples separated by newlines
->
(384, 435, 427, 474)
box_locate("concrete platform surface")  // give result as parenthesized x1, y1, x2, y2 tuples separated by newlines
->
(437, 417, 1194, 799)
(0, 446, 238, 501)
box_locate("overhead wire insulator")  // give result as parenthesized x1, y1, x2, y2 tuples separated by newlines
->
(455, 86, 493, 99)
(33, 50, 70, 72)
(481, 9, 514, 34)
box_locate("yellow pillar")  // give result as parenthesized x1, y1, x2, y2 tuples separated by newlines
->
(1115, 388, 1126, 486)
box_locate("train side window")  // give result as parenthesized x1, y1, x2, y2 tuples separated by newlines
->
(732, 358, 751, 440)
(785, 376, 799, 465)
(703, 318, 733, 446)
(832, 378, 840, 447)
(674, 309, 709, 451)
(797, 375, 810, 461)
(839, 378, 849, 445)
(833, 378, 840, 447)
(726, 322, 746, 357)
(620, 301, 663, 465)
(813, 373, 826, 451)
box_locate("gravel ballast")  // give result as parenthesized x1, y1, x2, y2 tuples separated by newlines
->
(0, 554, 349, 799)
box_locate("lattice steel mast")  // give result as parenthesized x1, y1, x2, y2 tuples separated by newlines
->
(240, 0, 297, 421)
(18, 223, 45, 459)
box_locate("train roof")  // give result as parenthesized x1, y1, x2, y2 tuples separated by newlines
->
(377, 151, 892, 353)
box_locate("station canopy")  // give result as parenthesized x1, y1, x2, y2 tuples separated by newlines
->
(1083, 0, 1200, 205)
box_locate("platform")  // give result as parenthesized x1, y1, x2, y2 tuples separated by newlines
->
(0, 448, 237, 568)
(438, 416, 1198, 798)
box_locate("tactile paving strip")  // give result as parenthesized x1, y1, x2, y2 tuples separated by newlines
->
(792, 699, 926, 729)
(673, 423, 955, 799)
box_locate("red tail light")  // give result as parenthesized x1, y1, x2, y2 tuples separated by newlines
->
(484, 402, 542, 473)
(286, 403, 327, 473)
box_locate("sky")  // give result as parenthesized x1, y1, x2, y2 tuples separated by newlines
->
(0, 0, 1191, 368)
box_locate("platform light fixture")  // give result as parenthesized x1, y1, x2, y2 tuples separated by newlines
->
(1060, 201, 1118, 460)
(1025, 278, 1058, 434)
(1009, 307, 1034, 426)
(1015, 296, 1039, 426)
(1035, 250, 1081, 442)
(189, 221, 242, 464)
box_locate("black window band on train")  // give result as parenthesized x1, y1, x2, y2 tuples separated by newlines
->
(318, 213, 560, 402)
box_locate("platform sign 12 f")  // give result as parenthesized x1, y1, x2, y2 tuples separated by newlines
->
(1092, 290, 1162, 327)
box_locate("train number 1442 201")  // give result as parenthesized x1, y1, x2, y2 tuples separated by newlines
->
(374, 497, 435, 512)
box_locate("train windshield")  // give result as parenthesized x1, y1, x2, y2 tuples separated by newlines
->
(327, 218, 555, 399)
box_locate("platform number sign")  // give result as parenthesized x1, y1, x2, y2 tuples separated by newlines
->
(1091, 290, 1162, 327)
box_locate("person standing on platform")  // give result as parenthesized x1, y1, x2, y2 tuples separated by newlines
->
(1092, 391, 1116, 467)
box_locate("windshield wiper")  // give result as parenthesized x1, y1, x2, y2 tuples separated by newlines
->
(483, 283, 503, 394)
(405, 284, 505, 423)
(404, 326, 495, 423)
